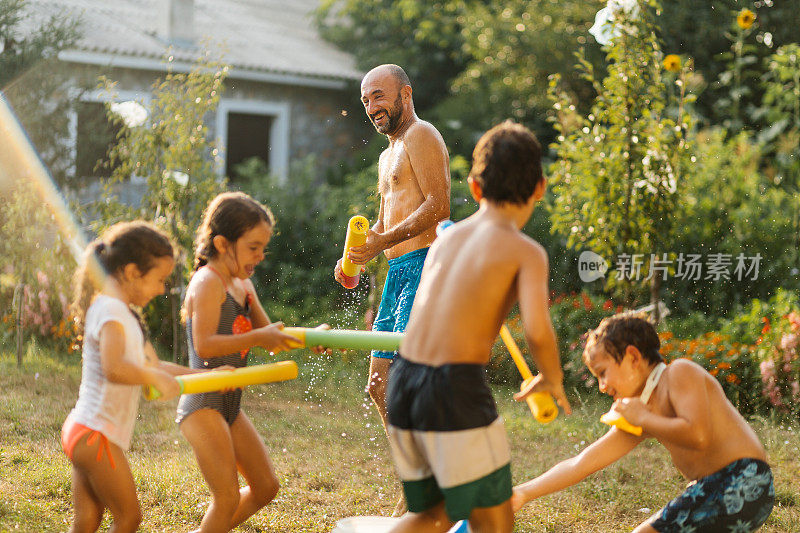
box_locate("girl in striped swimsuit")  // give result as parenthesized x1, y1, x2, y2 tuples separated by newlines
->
(177, 192, 300, 532)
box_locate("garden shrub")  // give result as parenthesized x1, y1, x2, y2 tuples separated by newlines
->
(233, 156, 379, 328)
(658, 331, 764, 416)
(487, 291, 619, 392)
(0, 187, 80, 355)
(756, 308, 800, 419)
(656, 290, 800, 417)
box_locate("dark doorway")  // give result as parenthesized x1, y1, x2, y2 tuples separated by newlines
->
(75, 101, 122, 178)
(226, 112, 272, 178)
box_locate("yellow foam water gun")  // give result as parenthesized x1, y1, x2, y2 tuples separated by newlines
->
(499, 324, 558, 424)
(145, 361, 298, 400)
(599, 410, 643, 436)
(340, 215, 369, 289)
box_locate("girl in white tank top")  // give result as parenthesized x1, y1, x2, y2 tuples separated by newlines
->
(63, 221, 194, 532)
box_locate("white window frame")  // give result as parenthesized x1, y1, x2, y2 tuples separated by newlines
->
(216, 99, 290, 182)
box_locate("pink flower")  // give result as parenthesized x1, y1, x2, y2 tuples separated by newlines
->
(36, 271, 49, 288)
(780, 333, 799, 352)
(760, 360, 776, 382)
(768, 387, 783, 407)
(792, 381, 800, 399)
(789, 311, 800, 333)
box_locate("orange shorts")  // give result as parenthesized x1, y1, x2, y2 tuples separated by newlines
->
(61, 418, 116, 470)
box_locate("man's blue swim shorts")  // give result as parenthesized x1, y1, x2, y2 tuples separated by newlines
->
(371, 247, 429, 360)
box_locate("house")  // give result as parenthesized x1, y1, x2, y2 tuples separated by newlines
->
(22, 0, 369, 183)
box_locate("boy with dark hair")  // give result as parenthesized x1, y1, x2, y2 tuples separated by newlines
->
(386, 120, 571, 533)
(513, 313, 774, 533)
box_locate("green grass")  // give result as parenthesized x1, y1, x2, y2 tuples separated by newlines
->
(1, 348, 799, 532)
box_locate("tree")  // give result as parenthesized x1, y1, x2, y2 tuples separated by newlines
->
(316, 0, 599, 158)
(89, 53, 228, 357)
(0, 0, 81, 185)
(439, 0, 599, 155)
(316, 0, 481, 114)
(758, 44, 800, 289)
(667, 129, 796, 314)
(548, 0, 692, 320)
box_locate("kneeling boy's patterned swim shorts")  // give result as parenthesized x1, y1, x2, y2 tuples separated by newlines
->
(650, 458, 774, 533)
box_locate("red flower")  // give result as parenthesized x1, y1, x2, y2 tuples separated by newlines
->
(603, 300, 613, 311)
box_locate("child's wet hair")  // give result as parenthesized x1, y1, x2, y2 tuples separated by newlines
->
(469, 120, 544, 205)
(584, 312, 664, 365)
(71, 221, 174, 329)
(192, 192, 275, 273)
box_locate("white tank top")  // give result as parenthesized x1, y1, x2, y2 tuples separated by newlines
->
(67, 295, 145, 450)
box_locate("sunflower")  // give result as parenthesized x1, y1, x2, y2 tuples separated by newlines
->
(737, 8, 756, 30)
(663, 54, 681, 73)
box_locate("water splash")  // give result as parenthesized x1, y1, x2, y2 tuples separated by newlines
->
(0, 94, 88, 262)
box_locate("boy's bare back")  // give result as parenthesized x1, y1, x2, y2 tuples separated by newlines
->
(642, 359, 766, 480)
(400, 211, 550, 367)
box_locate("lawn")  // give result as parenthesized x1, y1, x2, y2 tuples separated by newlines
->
(1, 347, 798, 532)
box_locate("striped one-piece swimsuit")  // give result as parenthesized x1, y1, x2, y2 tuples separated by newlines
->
(176, 271, 253, 425)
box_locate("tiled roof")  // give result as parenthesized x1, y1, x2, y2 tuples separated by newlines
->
(22, 0, 361, 83)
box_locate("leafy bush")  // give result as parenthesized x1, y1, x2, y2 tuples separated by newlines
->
(487, 291, 620, 391)
(719, 289, 800, 345)
(658, 331, 764, 416)
(658, 290, 800, 417)
(0, 187, 80, 355)
(666, 131, 797, 316)
(233, 156, 379, 328)
(87, 54, 229, 352)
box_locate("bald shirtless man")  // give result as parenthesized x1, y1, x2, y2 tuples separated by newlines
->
(334, 64, 450, 431)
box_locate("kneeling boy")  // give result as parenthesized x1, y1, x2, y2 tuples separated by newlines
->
(513, 313, 774, 532)
(386, 121, 571, 533)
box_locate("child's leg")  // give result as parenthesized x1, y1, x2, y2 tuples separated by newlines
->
(180, 408, 241, 533)
(632, 523, 659, 533)
(70, 435, 141, 532)
(228, 411, 279, 528)
(390, 502, 453, 533)
(367, 355, 392, 426)
(68, 466, 103, 533)
(467, 500, 514, 533)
